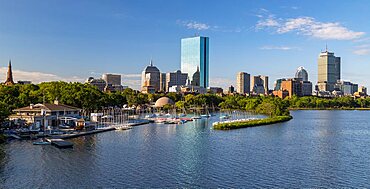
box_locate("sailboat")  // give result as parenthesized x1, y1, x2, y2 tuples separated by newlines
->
(200, 106, 211, 118)
(191, 107, 202, 120)
(114, 108, 132, 130)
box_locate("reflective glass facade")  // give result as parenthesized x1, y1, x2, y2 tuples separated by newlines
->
(181, 36, 209, 88)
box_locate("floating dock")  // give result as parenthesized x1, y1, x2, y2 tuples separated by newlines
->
(46, 138, 73, 148)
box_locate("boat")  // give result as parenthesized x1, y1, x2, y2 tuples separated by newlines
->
(114, 124, 133, 130)
(145, 114, 156, 119)
(200, 114, 211, 118)
(33, 139, 51, 145)
(191, 116, 202, 120)
(220, 115, 231, 119)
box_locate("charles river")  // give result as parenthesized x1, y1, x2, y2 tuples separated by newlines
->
(1, 110, 370, 188)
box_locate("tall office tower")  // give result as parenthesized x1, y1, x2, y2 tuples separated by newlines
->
(181, 36, 209, 88)
(295, 66, 309, 81)
(251, 75, 269, 95)
(4, 60, 14, 86)
(317, 49, 341, 92)
(160, 73, 167, 92)
(236, 72, 250, 95)
(102, 74, 121, 86)
(141, 60, 161, 93)
(165, 70, 188, 92)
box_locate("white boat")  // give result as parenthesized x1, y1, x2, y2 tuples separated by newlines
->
(114, 124, 132, 130)
(201, 114, 211, 118)
(191, 116, 202, 120)
(220, 115, 231, 119)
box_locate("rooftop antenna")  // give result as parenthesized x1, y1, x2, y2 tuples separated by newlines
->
(325, 43, 328, 52)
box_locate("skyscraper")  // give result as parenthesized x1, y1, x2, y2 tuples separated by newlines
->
(181, 36, 209, 88)
(4, 60, 14, 86)
(317, 49, 341, 92)
(236, 72, 250, 95)
(251, 75, 268, 95)
(141, 60, 160, 93)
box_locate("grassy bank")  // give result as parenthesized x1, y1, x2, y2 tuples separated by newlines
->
(213, 115, 293, 130)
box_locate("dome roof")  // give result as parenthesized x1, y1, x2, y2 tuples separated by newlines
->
(295, 66, 308, 81)
(154, 97, 174, 108)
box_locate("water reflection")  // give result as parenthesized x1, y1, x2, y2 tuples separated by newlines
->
(1, 111, 370, 188)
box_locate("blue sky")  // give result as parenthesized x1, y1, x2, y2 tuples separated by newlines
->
(1, 0, 370, 90)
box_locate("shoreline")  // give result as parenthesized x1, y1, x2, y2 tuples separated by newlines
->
(289, 108, 370, 111)
(213, 115, 293, 130)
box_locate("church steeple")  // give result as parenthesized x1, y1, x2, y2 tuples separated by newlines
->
(5, 59, 14, 86)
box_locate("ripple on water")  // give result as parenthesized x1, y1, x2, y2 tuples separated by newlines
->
(1, 111, 370, 188)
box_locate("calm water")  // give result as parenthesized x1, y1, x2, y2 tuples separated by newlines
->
(1, 110, 370, 188)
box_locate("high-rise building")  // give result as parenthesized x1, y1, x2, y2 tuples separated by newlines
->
(160, 73, 166, 92)
(317, 49, 341, 92)
(165, 70, 188, 92)
(102, 74, 121, 86)
(4, 60, 14, 86)
(295, 66, 309, 81)
(236, 72, 250, 95)
(141, 60, 160, 93)
(181, 36, 209, 88)
(251, 75, 268, 95)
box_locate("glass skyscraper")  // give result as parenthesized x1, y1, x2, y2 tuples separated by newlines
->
(181, 36, 209, 88)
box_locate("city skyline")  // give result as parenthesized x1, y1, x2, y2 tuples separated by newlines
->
(1, 0, 370, 90)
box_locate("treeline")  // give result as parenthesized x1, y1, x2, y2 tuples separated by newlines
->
(1, 81, 370, 123)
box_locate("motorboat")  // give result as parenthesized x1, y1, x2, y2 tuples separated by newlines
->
(191, 116, 202, 120)
(220, 115, 231, 119)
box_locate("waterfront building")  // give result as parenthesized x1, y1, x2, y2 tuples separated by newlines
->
(141, 60, 161, 93)
(274, 79, 283, 91)
(334, 81, 358, 96)
(165, 70, 188, 92)
(102, 74, 121, 86)
(4, 60, 14, 86)
(86, 77, 107, 91)
(317, 49, 341, 92)
(295, 66, 309, 81)
(236, 72, 250, 95)
(181, 36, 209, 88)
(302, 81, 313, 96)
(9, 100, 81, 129)
(251, 75, 268, 95)
(273, 78, 312, 98)
(160, 73, 166, 92)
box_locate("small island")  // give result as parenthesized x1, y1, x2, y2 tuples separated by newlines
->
(213, 115, 292, 130)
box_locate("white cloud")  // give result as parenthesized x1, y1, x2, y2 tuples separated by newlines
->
(353, 49, 370, 55)
(259, 45, 298, 50)
(0, 67, 84, 84)
(210, 77, 234, 90)
(178, 20, 210, 30)
(257, 16, 365, 40)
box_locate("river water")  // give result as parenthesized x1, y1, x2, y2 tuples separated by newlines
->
(1, 110, 370, 188)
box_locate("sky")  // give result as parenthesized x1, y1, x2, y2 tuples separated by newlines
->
(1, 0, 370, 90)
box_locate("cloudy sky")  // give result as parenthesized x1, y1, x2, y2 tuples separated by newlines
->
(1, 0, 370, 90)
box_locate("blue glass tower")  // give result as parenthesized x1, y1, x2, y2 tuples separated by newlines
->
(180, 36, 209, 88)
